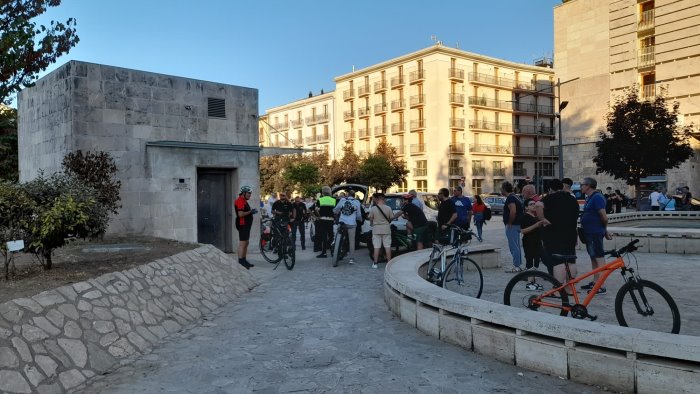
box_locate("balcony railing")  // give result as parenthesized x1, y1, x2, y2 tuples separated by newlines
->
(410, 144, 426, 154)
(358, 107, 371, 117)
(472, 167, 486, 176)
(468, 72, 553, 93)
(305, 134, 330, 144)
(273, 122, 289, 131)
(469, 144, 512, 154)
(344, 130, 355, 140)
(358, 84, 371, 97)
(638, 46, 655, 69)
(396, 145, 405, 155)
(493, 168, 506, 177)
(470, 120, 512, 132)
(513, 168, 527, 176)
(290, 119, 304, 128)
(343, 110, 354, 120)
(374, 125, 388, 136)
(374, 103, 388, 114)
(391, 122, 406, 134)
(515, 124, 555, 136)
(512, 102, 554, 115)
(305, 113, 329, 125)
(409, 94, 425, 107)
(641, 83, 656, 99)
(391, 75, 404, 88)
(374, 80, 388, 92)
(358, 128, 371, 138)
(450, 117, 465, 129)
(448, 167, 463, 176)
(468, 96, 513, 110)
(413, 167, 427, 176)
(638, 9, 654, 31)
(449, 143, 465, 153)
(513, 146, 559, 156)
(449, 68, 464, 80)
(409, 69, 425, 83)
(449, 93, 465, 105)
(391, 99, 405, 111)
(343, 89, 354, 100)
(410, 119, 426, 130)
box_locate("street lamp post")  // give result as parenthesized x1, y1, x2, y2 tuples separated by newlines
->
(555, 77, 578, 178)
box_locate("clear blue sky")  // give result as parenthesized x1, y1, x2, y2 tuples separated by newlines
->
(33, 0, 563, 112)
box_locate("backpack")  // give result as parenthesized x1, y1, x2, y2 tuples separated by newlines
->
(483, 206, 492, 221)
(340, 199, 356, 216)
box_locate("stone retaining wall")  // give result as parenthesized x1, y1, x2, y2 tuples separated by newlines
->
(0, 245, 256, 393)
(384, 249, 700, 393)
(606, 211, 700, 254)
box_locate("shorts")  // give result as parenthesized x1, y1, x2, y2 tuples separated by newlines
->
(372, 233, 391, 248)
(413, 225, 429, 243)
(237, 226, 251, 241)
(585, 233, 605, 259)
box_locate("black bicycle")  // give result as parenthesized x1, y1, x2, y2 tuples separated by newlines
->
(259, 218, 295, 270)
(331, 223, 350, 267)
(425, 225, 483, 298)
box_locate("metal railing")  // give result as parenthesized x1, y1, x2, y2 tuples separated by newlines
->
(513, 146, 559, 156)
(374, 103, 388, 113)
(391, 76, 404, 88)
(344, 131, 355, 140)
(641, 83, 656, 99)
(449, 143, 465, 153)
(472, 167, 486, 176)
(468, 96, 513, 110)
(515, 124, 555, 135)
(409, 69, 425, 82)
(410, 119, 426, 130)
(391, 99, 405, 111)
(358, 107, 371, 117)
(305, 113, 329, 125)
(413, 167, 427, 176)
(448, 167, 463, 176)
(469, 144, 512, 154)
(449, 68, 464, 80)
(513, 168, 527, 176)
(409, 94, 425, 106)
(343, 89, 354, 100)
(410, 144, 426, 154)
(470, 120, 512, 132)
(512, 102, 554, 115)
(450, 118, 465, 128)
(374, 80, 388, 92)
(273, 122, 289, 131)
(358, 128, 371, 138)
(493, 168, 506, 177)
(449, 93, 465, 105)
(396, 145, 405, 155)
(638, 9, 654, 30)
(344, 110, 354, 120)
(468, 72, 554, 93)
(358, 84, 371, 96)
(638, 46, 655, 68)
(374, 125, 388, 136)
(290, 119, 303, 128)
(391, 122, 406, 134)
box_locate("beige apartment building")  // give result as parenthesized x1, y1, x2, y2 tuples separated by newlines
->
(555, 0, 700, 195)
(262, 45, 556, 195)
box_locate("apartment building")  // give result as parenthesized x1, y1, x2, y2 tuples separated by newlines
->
(555, 0, 700, 194)
(263, 45, 556, 195)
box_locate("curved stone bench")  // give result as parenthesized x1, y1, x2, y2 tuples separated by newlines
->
(384, 249, 700, 393)
(605, 211, 700, 254)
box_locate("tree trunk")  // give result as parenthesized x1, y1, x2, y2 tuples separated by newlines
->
(43, 250, 53, 270)
(635, 181, 642, 211)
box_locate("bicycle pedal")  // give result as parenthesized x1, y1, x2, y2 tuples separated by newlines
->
(588, 314, 598, 321)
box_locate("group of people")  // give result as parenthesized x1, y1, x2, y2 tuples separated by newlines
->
(649, 186, 693, 211)
(502, 177, 613, 294)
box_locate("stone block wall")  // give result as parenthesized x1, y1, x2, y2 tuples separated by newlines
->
(0, 245, 257, 393)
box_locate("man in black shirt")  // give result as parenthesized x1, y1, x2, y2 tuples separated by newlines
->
(537, 179, 579, 284)
(395, 194, 429, 250)
(272, 192, 295, 224)
(290, 196, 308, 250)
(436, 188, 457, 242)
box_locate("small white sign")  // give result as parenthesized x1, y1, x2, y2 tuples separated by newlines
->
(7, 240, 24, 252)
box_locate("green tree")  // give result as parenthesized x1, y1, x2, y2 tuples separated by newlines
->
(1, 0, 79, 104)
(337, 144, 361, 184)
(62, 150, 122, 216)
(373, 140, 408, 187)
(359, 154, 394, 191)
(594, 87, 695, 207)
(284, 158, 321, 197)
(0, 181, 33, 279)
(0, 106, 18, 182)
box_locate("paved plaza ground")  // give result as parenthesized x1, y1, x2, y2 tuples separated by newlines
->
(75, 219, 698, 393)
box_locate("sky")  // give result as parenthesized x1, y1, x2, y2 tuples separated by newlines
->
(31, 0, 563, 112)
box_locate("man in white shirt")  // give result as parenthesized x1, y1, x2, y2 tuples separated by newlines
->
(650, 188, 661, 211)
(333, 191, 362, 264)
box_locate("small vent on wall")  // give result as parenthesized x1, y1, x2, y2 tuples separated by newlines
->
(208, 98, 226, 118)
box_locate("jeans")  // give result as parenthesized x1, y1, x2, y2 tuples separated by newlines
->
(290, 221, 305, 248)
(474, 213, 484, 240)
(505, 225, 522, 268)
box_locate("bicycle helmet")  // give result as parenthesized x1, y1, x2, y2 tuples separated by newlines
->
(240, 185, 252, 194)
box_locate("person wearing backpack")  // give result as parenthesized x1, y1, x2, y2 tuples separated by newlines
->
(472, 195, 486, 242)
(333, 191, 362, 264)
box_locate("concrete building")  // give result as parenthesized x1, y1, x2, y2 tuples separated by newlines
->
(554, 0, 700, 195)
(262, 45, 556, 195)
(18, 61, 260, 252)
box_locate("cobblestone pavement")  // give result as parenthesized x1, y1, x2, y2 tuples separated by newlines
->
(77, 226, 608, 393)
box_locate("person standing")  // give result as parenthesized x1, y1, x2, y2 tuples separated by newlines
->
(613, 190, 624, 213)
(451, 186, 473, 230)
(290, 196, 308, 250)
(333, 191, 362, 264)
(369, 193, 393, 268)
(472, 195, 487, 242)
(604, 187, 615, 214)
(537, 179, 579, 284)
(520, 198, 545, 289)
(315, 186, 335, 258)
(502, 181, 524, 273)
(580, 177, 613, 294)
(681, 186, 692, 210)
(394, 194, 429, 250)
(234, 185, 257, 269)
(650, 188, 662, 211)
(409, 189, 424, 210)
(436, 188, 457, 241)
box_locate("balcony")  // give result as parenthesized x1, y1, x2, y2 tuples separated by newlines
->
(515, 124, 555, 136)
(470, 120, 512, 132)
(493, 168, 506, 177)
(450, 117, 465, 129)
(358, 128, 371, 139)
(391, 75, 404, 88)
(413, 167, 427, 177)
(410, 119, 426, 131)
(343, 89, 354, 101)
(358, 84, 371, 97)
(374, 125, 388, 136)
(535, 168, 556, 177)
(391, 99, 405, 111)
(449, 93, 465, 105)
(513, 146, 559, 157)
(448, 167, 464, 176)
(290, 119, 304, 128)
(409, 94, 425, 107)
(468, 72, 516, 89)
(374, 103, 388, 114)
(344, 130, 355, 141)
(391, 122, 407, 134)
(374, 79, 388, 92)
(641, 83, 656, 99)
(449, 68, 464, 80)
(468, 96, 513, 111)
(638, 46, 655, 69)
(409, 69, 425, 84)
(343, 110, 355, 120)
(273, 122, 289, 131)
(512, 102, 554, 115)
(358, 106, 371, 118)
(513, 168, 527, 176)
(410, 144, 426, 154)
(469, 144, 512, 154)
(449, 143, 465, 154)
(638, 9, 654, 31)
(396, 145, 405, 155)
(472, 167, 486, 176)
(305, 134, 330, 144)
(305, 113, 328, 126)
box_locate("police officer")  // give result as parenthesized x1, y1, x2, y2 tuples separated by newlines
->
(315, 186, 336, 258)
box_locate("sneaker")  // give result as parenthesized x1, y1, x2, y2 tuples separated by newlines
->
(588, 287, 607, 295)
(348, 258, 355, 265)
(580, 282, 595, 290)
(316, 254, 327, 258)
(372, 263, 378, 269)
(525, 282, 544, 291)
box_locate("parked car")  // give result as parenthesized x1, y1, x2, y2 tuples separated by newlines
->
(380, 192, 440, 232)
(484, 196, 505, 215)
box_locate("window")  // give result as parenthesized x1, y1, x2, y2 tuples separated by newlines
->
(414, 160, 427, 177)
(396, 180, 408, 193)
(449, 179, 461, 189)
(493, 180, 503, 194)
(536, 162, 554, 177)
(415, 180, 427, 192)
(472, 179, 483, 196)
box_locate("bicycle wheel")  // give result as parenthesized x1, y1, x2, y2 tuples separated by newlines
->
(503, 270, 569, 316)
(614, 279, 680, 334)
(260, 233, 282, 263)
(332, 231, 343, 267)
(283, 236, 295, 270)
(425, 247, 441, 283)
(442, 256, 483, 298)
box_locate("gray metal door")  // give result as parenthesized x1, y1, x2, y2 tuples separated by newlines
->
(197, 171, 227, 251)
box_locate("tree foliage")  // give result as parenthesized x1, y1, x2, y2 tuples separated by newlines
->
(284, 160, 320, 197)
(0, 106, 18, 182)
(62, 150, 121, 216)
(594, 87, 694, 205)
(1, 0, 79, 104)
(359, 155, 394, 191)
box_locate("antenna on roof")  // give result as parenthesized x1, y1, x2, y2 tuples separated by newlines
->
(431, 35, 441, 46)
(455, 41, 460, 49)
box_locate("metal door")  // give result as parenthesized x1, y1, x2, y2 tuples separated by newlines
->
(197, 171, 228, 251)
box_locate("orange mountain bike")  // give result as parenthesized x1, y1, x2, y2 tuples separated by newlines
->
(503, 239, 681, 334)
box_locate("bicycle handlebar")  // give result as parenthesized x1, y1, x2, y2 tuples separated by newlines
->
(604, 239, 639, 258)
